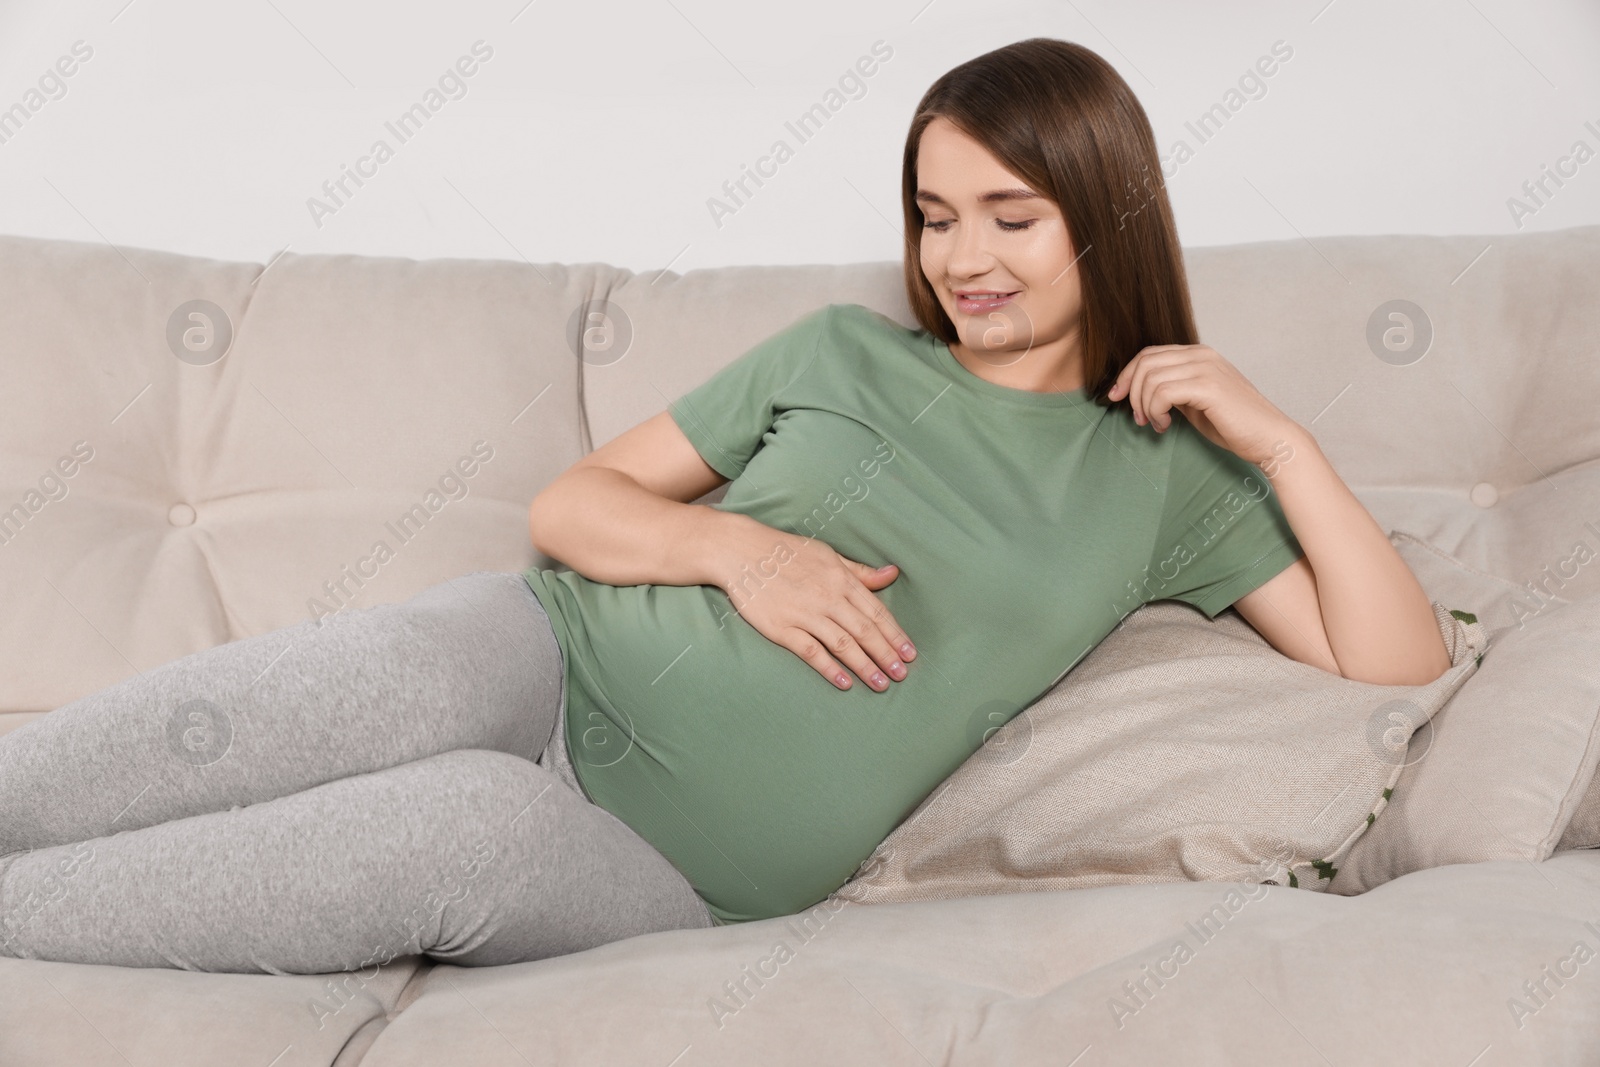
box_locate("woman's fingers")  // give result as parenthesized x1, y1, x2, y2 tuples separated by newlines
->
(843, 559, 916, 662)
(725, 533, 918, 694)
(844, 585, 915, 673)
(785, 625, 859, 690)
(815, 603, 906, 693)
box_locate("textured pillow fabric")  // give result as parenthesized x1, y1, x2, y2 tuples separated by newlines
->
(1333, 534, 1600, 890)
(833, 590, 1486, 907)
(1561, 774, 1600, 850)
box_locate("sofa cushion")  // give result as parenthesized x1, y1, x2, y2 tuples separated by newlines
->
(1176, 225, 1600, 559)
(0, 235, 591, 713)
(0, 951, 426, 1065)
(832, 569, 1486, 906)
(1335, 535, 1600, 891)
(358, 852, 1600, 1067)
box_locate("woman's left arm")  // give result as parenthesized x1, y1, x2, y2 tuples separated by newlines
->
(1111, 344, 1453, 686)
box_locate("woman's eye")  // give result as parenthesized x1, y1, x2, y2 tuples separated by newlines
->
(923, 219, 1034, 232)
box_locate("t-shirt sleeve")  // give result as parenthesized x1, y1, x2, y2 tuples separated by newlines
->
(667, 304, 833, 481)
(1145, 416, 1305, 619)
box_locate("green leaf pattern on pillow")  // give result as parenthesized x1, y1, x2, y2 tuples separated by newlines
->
(1292, 786, 1397, 888)
(1288, 607, 1484, 889)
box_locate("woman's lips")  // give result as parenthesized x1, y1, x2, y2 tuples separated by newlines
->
(955, 291, 1018, 314)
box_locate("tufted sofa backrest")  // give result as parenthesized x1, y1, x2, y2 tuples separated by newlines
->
(0, 226, 1596, 714)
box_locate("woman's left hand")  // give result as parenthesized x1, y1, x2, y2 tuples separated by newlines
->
(1107, 344, 1302, 467)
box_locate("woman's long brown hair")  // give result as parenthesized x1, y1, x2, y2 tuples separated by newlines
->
(901, 37, 1198, 408)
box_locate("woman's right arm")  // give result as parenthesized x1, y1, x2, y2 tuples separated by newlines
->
(527, 410, 917, 692)
(528, 460, 744, 589)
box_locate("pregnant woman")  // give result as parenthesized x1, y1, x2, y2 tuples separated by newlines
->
(0, 38, 1450, 974)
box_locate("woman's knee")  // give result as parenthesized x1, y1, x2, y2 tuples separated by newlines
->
(391, 750, 714, 965)
(387, 749, 575, 870)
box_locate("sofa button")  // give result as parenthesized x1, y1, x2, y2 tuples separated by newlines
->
(1469, 482, 1499, 508)
(168, 502, 197, 527)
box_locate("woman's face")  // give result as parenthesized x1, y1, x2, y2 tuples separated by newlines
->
(916, 115, 1085, 370)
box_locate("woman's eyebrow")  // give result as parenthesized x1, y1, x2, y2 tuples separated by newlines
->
(915, 187, 1043, 206)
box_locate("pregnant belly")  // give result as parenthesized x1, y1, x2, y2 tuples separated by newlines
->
(572, 622, 977, 921)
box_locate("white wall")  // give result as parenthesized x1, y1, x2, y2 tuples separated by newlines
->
(1, 0, 1596, 273)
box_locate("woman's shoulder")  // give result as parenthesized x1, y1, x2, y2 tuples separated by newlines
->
(826, 301, 906, 328)
(820, 302, 929, 348)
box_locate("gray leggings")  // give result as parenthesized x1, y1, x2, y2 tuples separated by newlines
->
(0, 571, 714, 974)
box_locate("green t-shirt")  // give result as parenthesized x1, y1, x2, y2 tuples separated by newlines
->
(521, 302, 1303, 924)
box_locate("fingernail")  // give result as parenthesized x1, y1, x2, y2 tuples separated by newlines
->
(900, 642, 915, 659)
(870, 672, 887, 689)
(835, 673, 850, 689)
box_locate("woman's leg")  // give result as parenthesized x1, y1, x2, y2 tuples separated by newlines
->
(0, 571, 563, 856)
(0, 748, 713, 973)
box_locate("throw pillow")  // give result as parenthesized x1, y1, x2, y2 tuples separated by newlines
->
(833, 585, 1487, 907)
(1561, 773, 1600, 850)
(1333, 534, 1600, 890)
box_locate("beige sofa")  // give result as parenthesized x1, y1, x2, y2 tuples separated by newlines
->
(2, 226, 1598, 1065)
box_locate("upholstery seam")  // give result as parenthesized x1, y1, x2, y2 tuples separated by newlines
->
(340, 958, 439, 1067)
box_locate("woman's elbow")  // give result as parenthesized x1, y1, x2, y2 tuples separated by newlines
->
(1341, 644, 1453, 686)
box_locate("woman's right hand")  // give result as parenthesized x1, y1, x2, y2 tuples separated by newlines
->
(711, 516, 916, 692)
